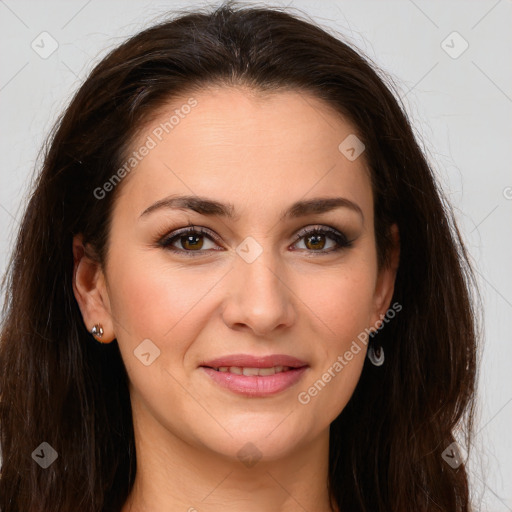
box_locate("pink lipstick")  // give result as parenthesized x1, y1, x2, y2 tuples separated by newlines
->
(199, 353, 309, 397)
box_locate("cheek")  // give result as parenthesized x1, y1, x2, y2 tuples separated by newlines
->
(296, 261, 377, 340)
(292, 262, 375, 419)
(106, 253, 225, 417)
(108, 251, 223, 341)
(106, 250, 231, 391)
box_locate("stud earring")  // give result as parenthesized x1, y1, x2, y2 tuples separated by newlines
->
(91, 324, 105, 343)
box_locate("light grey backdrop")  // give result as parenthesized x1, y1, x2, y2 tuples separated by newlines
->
(0, 1, 511, 509)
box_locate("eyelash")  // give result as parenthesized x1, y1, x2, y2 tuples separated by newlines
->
(157, 224, 354, 257)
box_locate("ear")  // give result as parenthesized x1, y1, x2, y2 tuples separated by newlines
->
(72, 234, 115, 343)
(369, 223, 400, 327)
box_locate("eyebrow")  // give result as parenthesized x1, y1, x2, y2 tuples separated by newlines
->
(139, 194, 364, 222)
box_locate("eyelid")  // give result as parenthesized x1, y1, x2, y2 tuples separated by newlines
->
(161, 224, 221, 244)
(157, 223, 354, 256)
(293, 225, 348, 243)
(157, 224, 223, 253)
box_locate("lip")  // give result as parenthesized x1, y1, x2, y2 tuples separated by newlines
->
(200, 366, 308, 397)
(200, 353, 308, 369)
(199, 353, 309, 398)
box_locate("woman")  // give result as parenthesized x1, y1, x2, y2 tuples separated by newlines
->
(0, 2, 479, 511)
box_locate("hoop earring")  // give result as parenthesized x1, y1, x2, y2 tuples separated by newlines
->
(367, 338, 385, 366)
(91, 324, 105, 343)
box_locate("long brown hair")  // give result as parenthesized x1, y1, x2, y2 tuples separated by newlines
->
(0, 2, 480, 510)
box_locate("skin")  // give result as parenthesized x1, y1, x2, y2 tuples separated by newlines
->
(72, 85, 399, 512)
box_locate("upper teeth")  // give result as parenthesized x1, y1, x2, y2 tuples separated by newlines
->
(215, 366, 291, 376)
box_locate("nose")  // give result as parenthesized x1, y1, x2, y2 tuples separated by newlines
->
(221, 247, 296, 337)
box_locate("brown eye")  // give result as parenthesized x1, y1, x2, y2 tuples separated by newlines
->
(179, 233, 205, 251)
(292, 227, 353, 254)
(158, 225, 353, 258)
(159, 227, 220, 256)
(304, 232, 327, 250)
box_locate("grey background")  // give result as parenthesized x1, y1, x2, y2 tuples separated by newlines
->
(0, 1, 511, 509)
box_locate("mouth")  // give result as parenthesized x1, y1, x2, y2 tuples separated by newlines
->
(203, 365, 301, 376)
(199, 363, 309, 397)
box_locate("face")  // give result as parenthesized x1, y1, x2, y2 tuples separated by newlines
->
(74, 85, 398, 463)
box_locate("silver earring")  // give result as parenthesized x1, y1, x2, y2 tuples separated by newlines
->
(367, 341, 385, 366)
(91, 324, 104, 341)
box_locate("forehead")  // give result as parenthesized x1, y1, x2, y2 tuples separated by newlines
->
(114, 85, 373, 223)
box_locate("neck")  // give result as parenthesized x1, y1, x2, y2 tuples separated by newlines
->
(121, 396, 337, 512)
